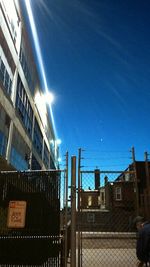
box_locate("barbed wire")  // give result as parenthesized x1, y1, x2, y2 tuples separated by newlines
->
(81, 148, 132, 153)
(82, 163, 130, 168)
(82, 156, 130, 160)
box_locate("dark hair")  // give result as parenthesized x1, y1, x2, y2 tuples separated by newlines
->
(133, 216, 145, 227)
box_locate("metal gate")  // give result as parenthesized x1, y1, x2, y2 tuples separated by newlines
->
(77, 170, 138, 267)
(0, 169, 65, 267)
(76, 149, 139, 267)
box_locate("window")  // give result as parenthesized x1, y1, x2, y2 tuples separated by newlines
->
(10, 127, 30, 170)
(50, 155, 56, 169)
(0, 131, 7, 157)
(115, 187, 122, 201)
(33, 119, 43, 157)
(0, 60, 5, 82)
(43, 142, 50, 169)
(10, 147, 28, 171)
(80, 197, 82, 206)
(16, 76, 33, 137)
(50, 140, 55, 157)
(87, 213, 95, 223)
(0, 58, 12, 96)
(4, 70, 10, 93)
(31, 155, 41, 170)
(88, 195, 92, 207)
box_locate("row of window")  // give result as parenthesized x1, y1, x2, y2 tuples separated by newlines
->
(20, 42, 49, 165)
(15, 75, 51, 164)
(0, 56, 54, 169)
(43, 142, 50, 169)
(16, 76, 33, 137)
(0, 33, 55, 170)
(17, 76, 33, 116)
(19, 46, 34, 94)
(15, 85, 53, 167)
(86, 187, 122, 207)
(0, 57, 12, 96)
(8, 143, 53, 171)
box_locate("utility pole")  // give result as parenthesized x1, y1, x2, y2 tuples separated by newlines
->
(144, 152, 150, 191)
(144, 152, 150, 219)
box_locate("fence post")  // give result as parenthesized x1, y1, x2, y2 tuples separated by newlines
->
(144, 152, 150, 219)
(64, 151, 69, 267)
(78, 148, 81, 267)
(71, 156, 76, 267)
(131, 147, 139, 216)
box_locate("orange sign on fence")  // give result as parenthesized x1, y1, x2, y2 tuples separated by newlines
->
(7, 201, 27, 228)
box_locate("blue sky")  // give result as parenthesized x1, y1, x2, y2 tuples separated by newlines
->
(23, 0, 150, 170)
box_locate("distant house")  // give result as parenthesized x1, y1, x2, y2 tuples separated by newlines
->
(78, 161, 150, 231)
(105, 161, 150, 218)
(106, 180, 135, 210)
(80, 189, 100, 209)
(79, 169, 101, 210)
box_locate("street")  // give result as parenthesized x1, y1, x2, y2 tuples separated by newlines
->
(81, 248, 137, 267)
(76, 232, 137, 266)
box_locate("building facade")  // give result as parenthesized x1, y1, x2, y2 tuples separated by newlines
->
(78, 162, 150, 231)
(0, 0, 59, 171)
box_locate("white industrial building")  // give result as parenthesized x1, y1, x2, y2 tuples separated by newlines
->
(0, 0, 59, 171)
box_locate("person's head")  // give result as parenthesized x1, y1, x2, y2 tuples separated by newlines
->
(133, 216, 145, 231)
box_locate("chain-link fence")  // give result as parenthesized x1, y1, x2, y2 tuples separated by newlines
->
(0, 170, 66, 267)
(0, 150, 149, 267)
(77, 170, 138, 267)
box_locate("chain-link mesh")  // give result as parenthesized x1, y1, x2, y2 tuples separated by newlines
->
(0, 170, 65, 267)
(77, 170, 138, 267)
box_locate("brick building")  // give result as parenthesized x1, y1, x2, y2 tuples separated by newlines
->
(78, 161, 150, 231)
